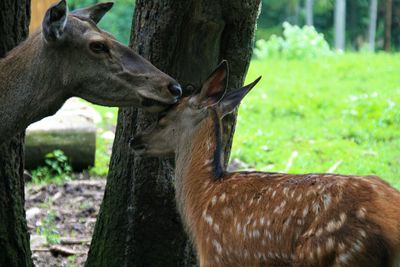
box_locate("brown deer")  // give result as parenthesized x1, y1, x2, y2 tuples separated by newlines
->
(0, 0, 181, 145)
(131, 61, 400, 267)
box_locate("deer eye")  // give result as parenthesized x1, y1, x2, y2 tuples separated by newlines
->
(89, 41, 109, 54)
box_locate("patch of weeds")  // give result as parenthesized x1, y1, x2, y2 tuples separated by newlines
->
(67, 255, 77, 267)
(37, 211, 60, 245)
(32, 150, 73, 184)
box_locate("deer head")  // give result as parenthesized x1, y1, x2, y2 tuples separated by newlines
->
(131, 61, 261, 156)
(40, 0, 181, 111)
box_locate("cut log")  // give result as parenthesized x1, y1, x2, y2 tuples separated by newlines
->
(25, 98, 99, 171)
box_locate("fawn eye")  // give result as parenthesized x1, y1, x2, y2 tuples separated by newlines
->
(90, 42, 109, 54)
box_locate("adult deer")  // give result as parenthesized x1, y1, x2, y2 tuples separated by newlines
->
(0, 0, 181, 145)
(131, 62, 400, 267)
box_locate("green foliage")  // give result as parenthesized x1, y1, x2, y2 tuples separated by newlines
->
(87, 105, 117, 177)
(37, 211, 60, 245)
(32, 150, 72, 183)
(232, 53, 400, 189)
(67, 0, 134, 44)
(254, 22, 332, 60)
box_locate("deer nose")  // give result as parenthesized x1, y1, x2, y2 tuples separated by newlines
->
(168, 83, 182, 98)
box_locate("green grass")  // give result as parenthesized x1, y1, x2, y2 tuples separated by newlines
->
(233, 53, 400, 189)
(89, 53, 400, 189)
(88, 105, 117, 176)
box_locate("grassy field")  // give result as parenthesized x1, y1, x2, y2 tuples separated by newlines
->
(90, 53, 400, 189)
(233, 53, 400, 188)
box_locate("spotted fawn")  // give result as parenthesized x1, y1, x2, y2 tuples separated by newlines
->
(131, 61, 400, 267)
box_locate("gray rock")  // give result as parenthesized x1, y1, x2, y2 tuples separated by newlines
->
(26, 207, 41, 220)
(25, 98, 98, 171)
(30, 235, 47, 248)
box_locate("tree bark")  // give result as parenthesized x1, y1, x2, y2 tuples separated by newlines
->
(0, 1, 32, 267)
(86, 0, 260, 266)
(368, 0, 378, 51)
(384, 0, 393, 51)
(334, 0, 346, 50)
(305, 0, 314, 26)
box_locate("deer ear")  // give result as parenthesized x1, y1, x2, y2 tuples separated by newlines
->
(219, 76, 261, 117)
(42, 0, 68, 42)
(195, 60, 229, 108)
(71, 2, 114, 24)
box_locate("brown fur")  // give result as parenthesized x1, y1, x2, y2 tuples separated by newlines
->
(183, 116, 400, 267)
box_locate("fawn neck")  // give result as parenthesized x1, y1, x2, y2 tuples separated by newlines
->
(174, 109, 224, 227)
(0, 32, 69, 143)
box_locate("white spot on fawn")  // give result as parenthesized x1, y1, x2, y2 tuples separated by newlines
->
(253, 230, 260, 238)
(326, 237, 335, 251)
(219, 193, 226, 202)
(338, 253, 351, 264)
(211, 196, 217, 206)
(204, 159, 212, 166)
(356, 207, 366, 219)
(236, 223, 241, 234)
(323, 193, 332, 210)
(359, 229, 366, 238)
(302, 206, 309, 218)
(203, 211, 213, 226)
(213, 223, 220, 233)
(283, 187, 289, 196)
(212, 240, 222, 255)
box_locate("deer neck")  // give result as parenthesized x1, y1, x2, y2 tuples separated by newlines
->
(0, 32, 69, 143)
(174, 109, 224, 227)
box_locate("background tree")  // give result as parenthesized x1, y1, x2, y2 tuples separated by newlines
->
(0, 1, 32, 266)
(368, 0, 378, 51)
(85, 0, 261, 266)
(305, 0, 314, 26)
(385, 0, 393, 51)
(334, 0, 346, 50)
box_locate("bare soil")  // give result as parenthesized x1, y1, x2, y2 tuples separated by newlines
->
(25, 176, 105, 267)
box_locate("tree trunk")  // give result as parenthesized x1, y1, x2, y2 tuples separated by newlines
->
(305, 0, 314, 26)
(334, 0, 346, 50)
(385, 0, 393, 51)
(86, 0, 260, 266)
(368, 0, 378, 51)
(0, 1, 32, 267)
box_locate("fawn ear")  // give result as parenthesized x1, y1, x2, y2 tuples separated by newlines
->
(43, 0, 68, 42)
(71, 2, 114, 24)
(219, 76, 261, 117)
(195, 60, 229, 108)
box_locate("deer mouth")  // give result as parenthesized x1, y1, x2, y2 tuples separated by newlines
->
(140, 96, 177, 112)
(141, 97, 170, 108)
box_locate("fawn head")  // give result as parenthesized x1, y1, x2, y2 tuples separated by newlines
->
(131, 61, 261, 156)
(40, 0, 181, 111)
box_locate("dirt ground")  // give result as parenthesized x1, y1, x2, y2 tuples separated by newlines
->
(25, 175, 106, 267)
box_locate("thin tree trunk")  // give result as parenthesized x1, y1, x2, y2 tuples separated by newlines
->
(305, 0, 314, 26)
(334, 0, 347, 50)
(385, 0, 393, 51)
(368, 0, 378, 51)
(86, 0, 261, 266)
(0, 1, 32, 267)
